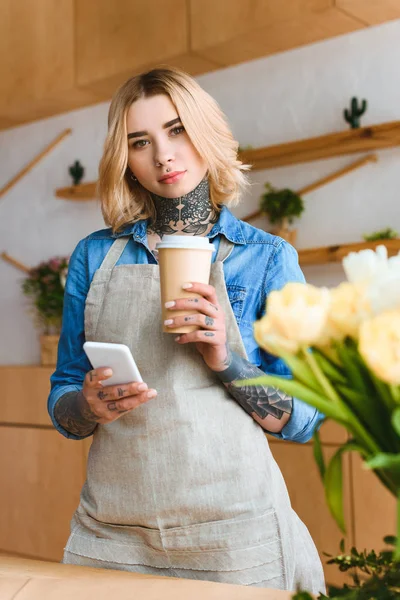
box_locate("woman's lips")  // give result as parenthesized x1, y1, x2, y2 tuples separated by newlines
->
(159, 171, 186, 184)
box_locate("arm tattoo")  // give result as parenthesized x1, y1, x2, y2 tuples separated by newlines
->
(53, 391, 99, 437)
(214, 346, 293, 420)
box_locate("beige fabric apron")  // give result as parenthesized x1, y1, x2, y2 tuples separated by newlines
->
(62, 235, 325, 593)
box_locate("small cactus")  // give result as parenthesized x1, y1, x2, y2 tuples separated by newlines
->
(343, 97, 367, 129)
(68, 160, 85, 185)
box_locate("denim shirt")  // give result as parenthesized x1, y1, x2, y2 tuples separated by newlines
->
(49, 206, 324, 442)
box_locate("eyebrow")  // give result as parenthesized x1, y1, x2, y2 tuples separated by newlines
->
(127, 117, 182, 139)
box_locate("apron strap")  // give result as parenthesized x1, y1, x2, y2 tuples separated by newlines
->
(99, 237, 131, 271)
(99, 234, 234, 271)
(215, 235, 235, 263)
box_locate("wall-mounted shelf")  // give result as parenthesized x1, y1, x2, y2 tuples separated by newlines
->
(238, 120, 400, 170)
(298, 238, 400, 266)
(55, 181, 97, 200)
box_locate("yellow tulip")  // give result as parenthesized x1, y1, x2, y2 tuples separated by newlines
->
(254, 316, 299, 356)
(263, 282, 331, 347)
(327, 282, 372, 340)
(359, 310, 400, 385)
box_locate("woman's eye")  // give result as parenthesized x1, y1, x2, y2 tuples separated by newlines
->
(170, 126, 185, 136)
(131, 139, 148, 149)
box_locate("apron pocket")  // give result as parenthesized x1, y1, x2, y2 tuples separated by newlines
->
(162, 508, 285, 581)
(65, 508, 285, 585)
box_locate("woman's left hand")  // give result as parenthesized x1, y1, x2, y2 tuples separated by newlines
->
(164, 282, 229, 372)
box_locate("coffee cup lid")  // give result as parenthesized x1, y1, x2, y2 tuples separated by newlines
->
(155, 235, 215, 252)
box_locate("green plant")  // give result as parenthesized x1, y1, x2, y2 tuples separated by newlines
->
(363, 228, 398, 242)
(344, 97, 367, 129)
(69, 160, 85, 185)
(292, 537, 400, 599)
(22, 256, 69, 334)
(260, 183, 304, 229)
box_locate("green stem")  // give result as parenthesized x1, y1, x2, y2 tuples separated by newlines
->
(395, 494, 400, 561)
(317, 345, 342, 367)
(302, 347, 342, 404)
(302, 349, 384, 459)
(390, 385, 400, 405)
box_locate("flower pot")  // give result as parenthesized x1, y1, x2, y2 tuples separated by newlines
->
(272, 227, 297, 246)
(40, 335, 60, 366)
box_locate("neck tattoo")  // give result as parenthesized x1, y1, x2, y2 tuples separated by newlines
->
(147, 177, 218, 239)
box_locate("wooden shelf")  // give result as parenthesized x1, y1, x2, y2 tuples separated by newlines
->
(238, 120, 400, 170)
(298, 238, 400, 266)
(55, 181, 97, 200)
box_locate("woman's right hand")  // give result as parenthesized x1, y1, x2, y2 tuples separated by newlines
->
(81, 367, 157, 424)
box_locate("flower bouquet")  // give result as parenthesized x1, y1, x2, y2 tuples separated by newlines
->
(22, 256, 69, 365)
(244, 245, 400, 563)
(22, 256, 69, 334)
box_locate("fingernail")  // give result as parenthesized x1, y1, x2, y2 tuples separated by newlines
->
(175, 336, 181, 341)
(104, 369, 113, 375)
(165, 301, 175, 308)
(138, 383, 148, 391)
(182, 283, 193, 289)
(164, 319, 174, 325)
(147, 390, 157, 398)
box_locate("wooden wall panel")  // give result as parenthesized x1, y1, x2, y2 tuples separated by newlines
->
(270, 441, 352, 586)
(0, 0, 100, 126)
(190, 0, 332, 50)
(75, 0, 188, 89)
(351, 453, 397, 552)
(192, 7, 364, 66)
(336, 0, 400, 25)
(0, 428, 86, 561)
(1, 366, 54, 427)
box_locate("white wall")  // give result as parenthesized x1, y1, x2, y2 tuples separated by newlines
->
(1, 20, 400, 364)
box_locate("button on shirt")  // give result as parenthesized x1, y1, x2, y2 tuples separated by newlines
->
(48, 206, 324, 441)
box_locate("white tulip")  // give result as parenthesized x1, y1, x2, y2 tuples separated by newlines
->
(367, 268, 400, 314)
(59, 268, 68, 289)
(342, 245, 389, 285)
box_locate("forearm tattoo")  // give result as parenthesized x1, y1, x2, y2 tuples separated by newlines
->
(53, 391, 99, 437)
(215, 347, 293, 420)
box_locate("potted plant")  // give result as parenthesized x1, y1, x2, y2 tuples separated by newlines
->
(21, 256, 69, 365)
(259, 182, 304, 246)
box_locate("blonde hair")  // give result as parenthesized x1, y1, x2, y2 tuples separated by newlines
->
(98, 66, 251, 233)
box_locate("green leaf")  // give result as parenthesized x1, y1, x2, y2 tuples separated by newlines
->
(392, 408, 400, 437)
(312, 349, 347, 384)
(383, 535, 397, 546)
(275, 351, 322, 393)
(336, 342, 372, 396)
(365, 453, 400, 470)
(322, 440, 367, 534)
(313, 426, 326, 480)
(324, 447, 346, 533)
(236, 375, 346, 421)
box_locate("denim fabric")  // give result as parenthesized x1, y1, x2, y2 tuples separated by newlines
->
(48, 205, 324, 442)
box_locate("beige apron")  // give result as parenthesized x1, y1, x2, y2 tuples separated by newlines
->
(62, 236, 325, 593)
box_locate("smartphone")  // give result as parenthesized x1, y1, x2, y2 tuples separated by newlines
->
(83, 341, 143, 386)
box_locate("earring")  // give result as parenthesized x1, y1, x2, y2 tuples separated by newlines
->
(130, 173, 137, 182)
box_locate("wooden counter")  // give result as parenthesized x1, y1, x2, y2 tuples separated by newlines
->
(1, 366, 397, 588)
(0, 557, 292, 600)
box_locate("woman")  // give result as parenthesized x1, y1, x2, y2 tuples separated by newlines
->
(49, 67, 325, 592)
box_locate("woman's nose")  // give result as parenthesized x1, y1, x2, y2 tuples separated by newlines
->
(153, 142, 175, 167)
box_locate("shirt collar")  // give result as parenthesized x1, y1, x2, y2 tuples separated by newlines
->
(111, 205, 246, 245)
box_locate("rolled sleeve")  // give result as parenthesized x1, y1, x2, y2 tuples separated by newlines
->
(48, 238, 93, 440)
